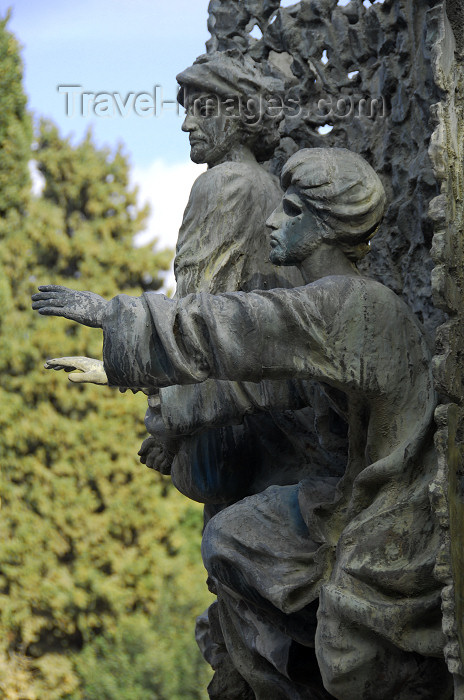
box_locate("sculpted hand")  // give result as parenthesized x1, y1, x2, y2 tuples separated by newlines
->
(32, 285, 107, 328)
(138, 437, 173, 475)
(45, 357, 108, 385)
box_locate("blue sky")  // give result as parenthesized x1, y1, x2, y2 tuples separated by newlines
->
(6, 0, 211, 166)
(4, 0, 318, 168)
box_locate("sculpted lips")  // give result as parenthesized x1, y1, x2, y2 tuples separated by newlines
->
(269, 235, 280, 248)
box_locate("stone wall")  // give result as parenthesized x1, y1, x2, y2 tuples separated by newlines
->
(427, 2, 464, 693)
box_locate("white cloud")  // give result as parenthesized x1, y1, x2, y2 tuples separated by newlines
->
(132, 158, 206, 291)
(29, 160, 45, 196)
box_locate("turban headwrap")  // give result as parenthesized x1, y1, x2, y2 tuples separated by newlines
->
(281, 148, 386, 257)
(177, 50, 285, 106)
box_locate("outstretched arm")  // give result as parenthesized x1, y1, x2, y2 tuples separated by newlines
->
(32, 285, 108, 328)
(34, 283, 345, 390)
(101, 284, 339, 389)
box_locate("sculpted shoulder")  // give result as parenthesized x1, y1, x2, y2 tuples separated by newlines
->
(308, 274, 414, 316)
(188, 160, 280, 201)
(300, 275, 430, 352)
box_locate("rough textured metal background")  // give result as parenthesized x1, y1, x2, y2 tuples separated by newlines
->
(206, 0, 446, 336)
(205, 0, 464, 686)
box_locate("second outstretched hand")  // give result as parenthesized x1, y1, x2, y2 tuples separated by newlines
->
(32, 285, 108, 328)
(45, 357, 108, 385)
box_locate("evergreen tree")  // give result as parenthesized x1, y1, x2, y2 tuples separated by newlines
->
(0, 11, 31, 219)
(0, 16, 212, 699)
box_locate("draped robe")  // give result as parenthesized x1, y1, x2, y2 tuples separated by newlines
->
(139, 159, 347, 696)
(102, 273, 444, 667)
(146, 160, 343, 505)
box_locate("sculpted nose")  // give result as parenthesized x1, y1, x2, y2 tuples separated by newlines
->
(182, 114, 196, 132)
(266, 207, 283, 230)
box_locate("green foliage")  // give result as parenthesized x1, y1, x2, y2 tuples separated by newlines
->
(71, 607, 209, 700)
(0, 15, 212, 698)
(0, 11, 31, 218)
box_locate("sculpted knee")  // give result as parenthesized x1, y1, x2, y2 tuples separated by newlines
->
(202, 506, 258, 601)
(316, 623, 369, 700)
(315, 586, 392, 700)
(315, 587, 452, 700)
(201, 509, 232, 580)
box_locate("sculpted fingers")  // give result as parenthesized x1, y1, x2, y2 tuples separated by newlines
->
(138, 438, 172, 474)
(45, 357, 97, 371)
(32, 286, 71, 303)
(32, 291, 63, 302)
(154, 451, 172, 475)
(38, 285, 69, 292)
(44, 357, 107, 385)
(45, 360, 77, 372)
(32, 301, 67, 315)
(44, 357, 76, 369)
(32, 287, 106, 327)
(146, 450, 162, 469)
(32, 289, 71, 315)
(68, 370, 108, 385)
(138, 437, 157, 461)
(139, 441, 163, 468)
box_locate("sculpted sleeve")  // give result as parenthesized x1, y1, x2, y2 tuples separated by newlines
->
(102, 277, 361, 390)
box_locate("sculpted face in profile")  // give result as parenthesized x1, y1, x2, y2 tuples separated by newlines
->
(175, 51, 289, 172)
(267, 189, 327, 265)
(266, 147, 383, 283)
(182, 91, 244, 167)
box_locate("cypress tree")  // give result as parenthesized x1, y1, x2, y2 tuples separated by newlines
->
(0, 16, 211, 699)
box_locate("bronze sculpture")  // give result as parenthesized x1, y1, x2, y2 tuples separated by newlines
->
(30, 0, 464, 695)
(32, 147, 452, 699)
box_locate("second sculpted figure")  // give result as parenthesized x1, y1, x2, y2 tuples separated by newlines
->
(32, 148, 451, 700)
(147, 51, 342, 699)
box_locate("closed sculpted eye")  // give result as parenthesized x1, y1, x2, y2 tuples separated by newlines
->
(283, 197, 303, 217)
